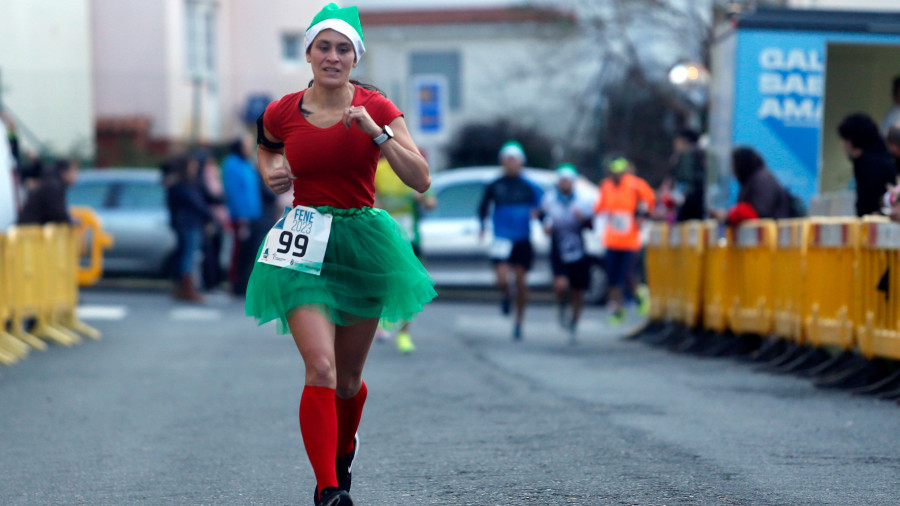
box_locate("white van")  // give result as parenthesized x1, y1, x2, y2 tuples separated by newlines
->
(0, 121, 17, 230)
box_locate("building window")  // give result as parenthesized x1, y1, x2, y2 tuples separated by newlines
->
(410, 51, 461, 110)
(282, 33, 304, 64)
(185, 0, 217, 80)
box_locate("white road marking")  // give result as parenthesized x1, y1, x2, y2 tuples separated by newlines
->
(169, 307, 223, 321)
(76, 305, 128, 321)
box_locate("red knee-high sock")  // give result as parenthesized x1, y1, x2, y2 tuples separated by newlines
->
(299, 386, 339, 492)
(335, 381, 368, 457)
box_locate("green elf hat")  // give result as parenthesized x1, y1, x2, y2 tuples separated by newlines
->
(305, 3, 366, 62)
(498, 140, 526, 163)
(556, 163, 578, 181)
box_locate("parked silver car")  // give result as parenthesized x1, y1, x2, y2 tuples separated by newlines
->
(68, 168, 176, 276)
(419, 167, 608, 303)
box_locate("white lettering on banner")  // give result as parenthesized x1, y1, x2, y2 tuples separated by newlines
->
(759, 48, 824, 72)
(756, 47, 823, 128)
(759, 73, 823, 95)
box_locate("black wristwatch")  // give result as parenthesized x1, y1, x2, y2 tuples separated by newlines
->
(372, 125, 394, 146)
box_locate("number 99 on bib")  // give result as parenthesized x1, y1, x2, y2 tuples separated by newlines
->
(258, 206, 333, 276)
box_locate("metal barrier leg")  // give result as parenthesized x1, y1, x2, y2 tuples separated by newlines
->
(773, 348, 831, 374)
(801, 351, 859, 378)
(749, 336, 789, 362)
(11, 319, 48, 351)
(0, 330, 29, 360)
(849, 369, 900, 396)
(0, 345, 16, 365)
(60, 312, 101, 340)
(815, 358, 890, 390)
(32, 316, 79, 347)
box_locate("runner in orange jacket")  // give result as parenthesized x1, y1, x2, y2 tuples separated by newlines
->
(594, 157, 655, 324)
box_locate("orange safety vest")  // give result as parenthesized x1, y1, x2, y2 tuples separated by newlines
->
(594, 173, 656, 251)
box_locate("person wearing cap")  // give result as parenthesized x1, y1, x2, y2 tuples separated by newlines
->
(478, 140, 543, 340)
(248, 4, 436, 505)
(594, 157, 655, 325)
(540, 163, 595, 343)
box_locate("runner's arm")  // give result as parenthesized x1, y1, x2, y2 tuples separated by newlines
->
(378, 116, 430, 193)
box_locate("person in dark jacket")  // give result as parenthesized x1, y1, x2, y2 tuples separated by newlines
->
(167, 155, 212, 301)
(668, 129, 706, 221)
(713, 147, 791, 225)
(17, 159, 78, 225)
(837, 112, 898, 217)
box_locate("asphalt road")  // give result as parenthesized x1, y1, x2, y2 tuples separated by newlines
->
(1, 289, 899, 505)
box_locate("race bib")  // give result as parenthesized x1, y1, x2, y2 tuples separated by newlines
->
(489, 238, 514, 260)
(258, 206, 333, 276)
(558, 232, 585, 263)
(610, 212, 633, 233)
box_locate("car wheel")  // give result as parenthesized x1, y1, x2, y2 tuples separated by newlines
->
(584, 258, 608, 305)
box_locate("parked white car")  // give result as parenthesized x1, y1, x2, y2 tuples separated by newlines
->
(68, 168, 177, 276)
(419, 166, 608, 303)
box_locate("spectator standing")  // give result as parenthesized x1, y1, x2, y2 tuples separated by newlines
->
(886, 122, 900, 172)
(667, 129, 706, 221)
(540, 163, 594, 343)
(17, 159, 78, 225)
(167, 155, 212, 302)
(198, 151, 230, 291)
(881, 76, 900, 136)
(837, 113, 898, 217)
(223, 133, 264, 296)
(478, 140, 543, 341)
(713, 146, 792, 226)
(594, 157, 655, 325)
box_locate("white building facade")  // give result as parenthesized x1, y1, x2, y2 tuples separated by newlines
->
(91, 0, 328, 150)
(0, 0, 95, 157)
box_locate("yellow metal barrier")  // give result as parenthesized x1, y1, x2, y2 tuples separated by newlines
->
(803, 218, 859, 351)
(676, 221, 706, 329)
(664, 223, 684, 321)
(729, 220, 777, 336)
(0, 232, 29, 364)
(702, 220, 733, 333)
(857, 219, 900, 360)
(772, 219, 808, 344)
(8, 226, 78, 348)
(70, 206, 114, 287)
(644, 222, 669, 321)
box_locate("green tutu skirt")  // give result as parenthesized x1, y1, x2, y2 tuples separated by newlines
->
(245, 206, 437, 334)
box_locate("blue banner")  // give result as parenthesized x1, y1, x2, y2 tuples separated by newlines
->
(733, 30, 825, 204)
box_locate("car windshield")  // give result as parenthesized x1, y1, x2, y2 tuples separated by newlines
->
(117, 182, 165, 209)
(429, 182, 486, 219)
(69, 181, 113, 208)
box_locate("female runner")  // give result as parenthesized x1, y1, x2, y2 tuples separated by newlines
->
(247, 4, 436, 505)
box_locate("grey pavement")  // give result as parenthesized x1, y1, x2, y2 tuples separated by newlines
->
(1, 289, 899, 505)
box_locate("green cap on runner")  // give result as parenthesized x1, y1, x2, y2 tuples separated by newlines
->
(305, 3, 366, 62)
(609, 157, 629, 174)
(498, 140, 526, 163)
(556, 163, 578, 181)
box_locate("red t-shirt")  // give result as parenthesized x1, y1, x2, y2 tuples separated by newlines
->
(263, 86, 403, 209)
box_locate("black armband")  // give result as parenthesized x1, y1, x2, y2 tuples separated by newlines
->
(256, 113, 284, 150)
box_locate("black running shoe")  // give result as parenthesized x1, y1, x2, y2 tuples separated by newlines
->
(500, 295, 511, 315)
(336, 433, 359, 492)
(316, 487, 354, 506)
